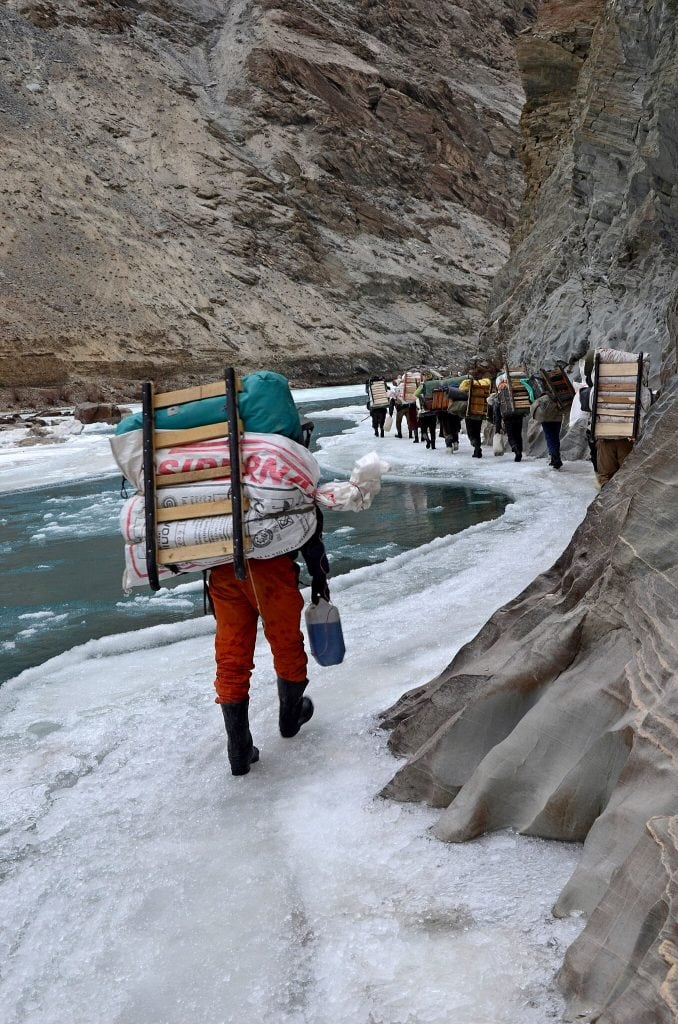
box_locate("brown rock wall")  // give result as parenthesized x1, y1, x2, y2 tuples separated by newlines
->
(0, 0, 533, 402)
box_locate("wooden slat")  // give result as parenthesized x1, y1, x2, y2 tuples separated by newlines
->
(594, 421, 635, 438)
(598, 362, 639, 377)
(154, 422, 230, 448)
(155, 466, 230, 487)
(153, 380, 225, 408)
(157, 536, 252, 565)
(156, 498, 249, 522)
(369, 380, 389, 407)
(598, 382, 637, 393)
(153, 377, 243, 409)
(595, 393, 636, 403)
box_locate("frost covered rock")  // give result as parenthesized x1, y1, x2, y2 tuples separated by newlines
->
(381, 380, 678, 1023)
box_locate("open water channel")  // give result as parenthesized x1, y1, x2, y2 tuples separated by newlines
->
(0, 394, 510, 683)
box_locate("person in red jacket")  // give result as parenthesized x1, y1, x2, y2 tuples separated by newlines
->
(209, 511, 330, 776)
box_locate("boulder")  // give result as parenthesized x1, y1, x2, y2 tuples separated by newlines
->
(73, 402, 123, 425)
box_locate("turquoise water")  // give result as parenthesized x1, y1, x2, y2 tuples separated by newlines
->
(0, 400, 510, 682)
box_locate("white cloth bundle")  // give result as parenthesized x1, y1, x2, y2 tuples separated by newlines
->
(315, 452, 391, 512)
(109, 430, 390, 590)
(111, 431, 321, 497)
(110, 431, 389, 514)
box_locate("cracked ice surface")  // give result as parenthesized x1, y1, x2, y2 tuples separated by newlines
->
(0, 397, 596, 1024)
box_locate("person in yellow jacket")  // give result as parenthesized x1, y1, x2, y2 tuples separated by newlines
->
(460, 372, 492, 457)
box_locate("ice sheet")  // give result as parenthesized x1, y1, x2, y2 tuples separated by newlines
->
(0, 413, 596, 1024)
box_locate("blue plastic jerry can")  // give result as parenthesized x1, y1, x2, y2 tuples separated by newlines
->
(305, 599, 346, 667)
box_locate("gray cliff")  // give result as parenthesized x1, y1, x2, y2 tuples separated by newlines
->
(483, 0, 678, 383)
(382, 0, 678, 1019)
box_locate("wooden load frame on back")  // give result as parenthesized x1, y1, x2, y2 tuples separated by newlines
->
(591, 353, 645, 441)
(401, 371, 421, 404)
(141, 367, 250, 592)
(503, 364, 531, 415)
(539, 366, 575, 408)
(467, 379, 490, 419)
(430, 387, 448, 412)
(368, 379, 389, 409)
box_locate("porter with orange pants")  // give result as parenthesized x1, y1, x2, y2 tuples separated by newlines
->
(209, 511, 330, 776)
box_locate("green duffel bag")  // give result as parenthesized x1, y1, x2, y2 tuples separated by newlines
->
(116, 371, 303, 442)
(447, 398, 468, 416)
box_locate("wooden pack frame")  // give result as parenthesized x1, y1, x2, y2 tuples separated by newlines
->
(540, 367, 575, 408)
(368, 379, 389, 409)
(401, 371, 421, 404)
(467, 379, 490, 419)
(503, 364, 531, 415)
(430, 387, 448, 412)
(591, 353, 644, 441)
(141, 368, 250, 591)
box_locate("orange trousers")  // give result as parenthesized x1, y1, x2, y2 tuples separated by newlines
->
(209, 555, 308, 704)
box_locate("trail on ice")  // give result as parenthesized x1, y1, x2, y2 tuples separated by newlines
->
(0, 410, 596, 1024)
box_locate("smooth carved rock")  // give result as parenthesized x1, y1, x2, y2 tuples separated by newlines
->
(381, 381, 678, 1023)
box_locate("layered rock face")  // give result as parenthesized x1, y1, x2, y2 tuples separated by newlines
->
(381, 380, 678, 1022)
(380, 2, 678, 1018)
(483, 0, 678, 382)
(0, 0, 531, 404)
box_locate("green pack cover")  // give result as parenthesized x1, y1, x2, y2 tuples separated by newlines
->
(116, 371, 303, 442)
(420, 376, 462, 398)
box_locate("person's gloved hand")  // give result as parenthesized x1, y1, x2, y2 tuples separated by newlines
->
(311, 575, 330, 605)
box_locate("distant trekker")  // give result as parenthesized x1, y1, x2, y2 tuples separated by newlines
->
(366, 376, 389, 438)
(530, 390, 572, 469)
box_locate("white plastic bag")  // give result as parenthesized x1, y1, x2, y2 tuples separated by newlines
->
(384, 413, 393, 433)
(316, 452, 390, 512)
(493, 432, 505, 456)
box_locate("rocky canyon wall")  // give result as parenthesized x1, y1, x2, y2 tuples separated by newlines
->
(381, 2, 678, 1020)
(483, 0, 678, 383)
(0, 0, 532, 404)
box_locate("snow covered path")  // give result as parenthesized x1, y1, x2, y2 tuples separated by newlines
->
(0, 406, 596, 1024)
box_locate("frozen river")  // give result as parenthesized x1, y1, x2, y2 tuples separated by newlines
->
(0, 397, 508, 682)
(0, 386, 597, 1024)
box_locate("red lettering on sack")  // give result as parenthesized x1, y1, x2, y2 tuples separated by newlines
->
(186, 457, 219, 471)
(257, 457, 287, 485)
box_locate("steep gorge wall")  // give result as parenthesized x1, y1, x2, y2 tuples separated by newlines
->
(0, 0, 532, 404)
(483, 0, 678, 382)
(381, 2, 678, 1020)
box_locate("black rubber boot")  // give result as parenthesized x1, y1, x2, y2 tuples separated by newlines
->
(277, 678, 314, 739)
(221, 700, 259, 776)
(472, 446, 482, 458)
